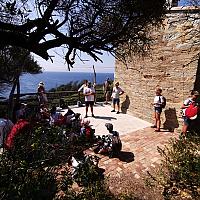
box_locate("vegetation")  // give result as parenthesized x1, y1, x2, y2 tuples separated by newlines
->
(147, 132, 200, 200)
(0, 46, 41, 118)
(0, 123, 139, 200)
(0, 0, 167, 69)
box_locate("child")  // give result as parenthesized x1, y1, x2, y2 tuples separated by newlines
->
(181, 90, 199, 137)
(152, 87, 164, 132)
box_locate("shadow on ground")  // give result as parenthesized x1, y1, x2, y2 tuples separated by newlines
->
(163, 108, 179, 132)
(118, 151, 135, 163)
(94, 116, 117, 120)
(121, 95, 130, 114)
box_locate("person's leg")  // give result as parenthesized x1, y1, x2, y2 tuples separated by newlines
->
(105, 91, 108, 104)
(90, 102, 94, 117)
(111, 99, 116, 112)
(151, 111, 157, 128)
(181, 117, 189, 137)
(155, 111, 161, 131)
(182, 124, 188, 136)
(116, 99, 120, 114)
(85, 102, 89, 117)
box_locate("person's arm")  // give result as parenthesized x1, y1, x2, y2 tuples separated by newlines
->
(83, 88, 90, 96)
(78, 84, 84, 92)
(181, 104, 190, 109)
(119, 88, 124, 96)
(90, 88, 96, 95)
(181, 99, 191, 109)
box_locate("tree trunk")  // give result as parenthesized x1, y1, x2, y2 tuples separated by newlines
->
(8, 79, 18, 120)
(16, 76, 20, 103)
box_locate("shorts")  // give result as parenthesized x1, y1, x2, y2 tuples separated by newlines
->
(183, 116, 191, 126)
(154, 107, 162, 114)
(85, 101, 94, 107)
(113, 98, 120, 105)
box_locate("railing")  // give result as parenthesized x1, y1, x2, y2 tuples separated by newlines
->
(7, 89, 105, 106)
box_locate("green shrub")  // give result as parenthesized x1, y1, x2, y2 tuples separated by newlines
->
(147, 133, 200, 200)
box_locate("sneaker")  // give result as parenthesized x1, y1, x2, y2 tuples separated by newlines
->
(116, 111, 120, 114)
(151, 125, 157, 128)
(84, 115, 88, 118)
(111, 110, 115, 112)
(92, 114, 95, 118)
(154, 129, 160, 132)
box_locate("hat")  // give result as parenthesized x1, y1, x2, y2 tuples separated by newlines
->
(39, 81, 44, 85)
(193, 91, 199, 96)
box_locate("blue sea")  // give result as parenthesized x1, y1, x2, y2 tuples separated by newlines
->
(1, 71, 114, 97)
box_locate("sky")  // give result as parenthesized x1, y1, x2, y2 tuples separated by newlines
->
(34, 0, 191, 73)
(33, 50, 115, 73)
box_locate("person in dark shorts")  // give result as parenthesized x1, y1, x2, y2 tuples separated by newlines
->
(103, 78, 111, 104)
(152, 87, 164, 132)
(83, 82, 96, 118)
(111, 82, 124, 114)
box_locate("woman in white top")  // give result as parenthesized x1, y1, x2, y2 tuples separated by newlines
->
(152, 87, 164, 132)
(111, 82, 124, 114)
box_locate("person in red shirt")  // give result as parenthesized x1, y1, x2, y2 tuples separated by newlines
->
(5, 118, 30, 149)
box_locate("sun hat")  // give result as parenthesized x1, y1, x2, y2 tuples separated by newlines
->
(193, 90, 199, 96)
(39, 81, 44, 85)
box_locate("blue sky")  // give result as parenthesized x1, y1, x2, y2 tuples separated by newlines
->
(34, 50, 115, 73)
(35, 0, 190, 73)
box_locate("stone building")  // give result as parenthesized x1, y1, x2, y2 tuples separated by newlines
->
(115, 6, 200, 131)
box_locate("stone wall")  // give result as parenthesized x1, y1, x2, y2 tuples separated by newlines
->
(115, 7, 200, 131)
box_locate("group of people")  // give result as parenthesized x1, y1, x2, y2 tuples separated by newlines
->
(78, 79, 124, 118)
(152, 86, 199, 137)
(37, 81, 200, 138)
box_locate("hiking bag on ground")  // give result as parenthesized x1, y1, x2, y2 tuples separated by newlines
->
(109, 131, 122, 157)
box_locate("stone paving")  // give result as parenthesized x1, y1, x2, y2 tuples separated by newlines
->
(67, 103, 179, 179)
(86, 127, 179, 179)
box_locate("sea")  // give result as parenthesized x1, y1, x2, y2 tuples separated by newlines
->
(1, 71, 114, 98)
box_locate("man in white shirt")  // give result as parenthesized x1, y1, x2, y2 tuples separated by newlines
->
(111, 82, 124, 114)
(83, 82, 96, 118)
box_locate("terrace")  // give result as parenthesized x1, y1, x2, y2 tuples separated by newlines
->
(63, 103, 178, 183)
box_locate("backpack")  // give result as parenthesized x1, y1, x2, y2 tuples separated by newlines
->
(185, 103, 199, 120)
(109, 132, 122, 157)
(159, 96, 166, 108)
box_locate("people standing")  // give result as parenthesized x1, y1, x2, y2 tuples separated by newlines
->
(180, 90, 199, 138)
(37, 81, 48, 105)
(111, 82, 124, 114)
(151, 87, 164, 132)
(83, 81, 96, 118)
(103, 78, 111, 104)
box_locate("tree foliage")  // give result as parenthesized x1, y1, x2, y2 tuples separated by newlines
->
(0, 0, 168, 69)
(0, 46, 41, 88)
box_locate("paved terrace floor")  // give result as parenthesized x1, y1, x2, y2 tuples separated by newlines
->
(68, 103, 179, 179)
